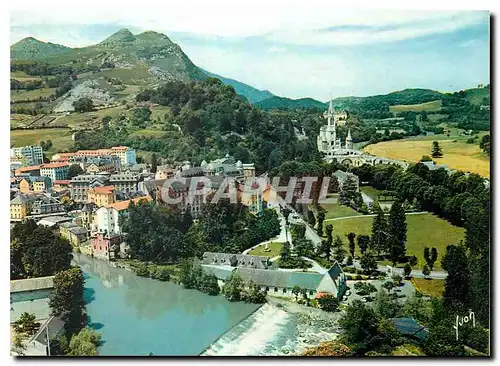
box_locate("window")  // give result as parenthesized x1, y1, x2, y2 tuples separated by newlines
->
(274, 287, 278, 292)
(309, 290, 314, 296)
(265, 287, 269, 292)
(283, 288, 287, 294)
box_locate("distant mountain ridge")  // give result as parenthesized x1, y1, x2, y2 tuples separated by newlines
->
(201, 69, 274, 103)
(254, 96, 327, 110)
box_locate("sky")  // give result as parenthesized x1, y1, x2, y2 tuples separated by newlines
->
(10, 4, 490, 101)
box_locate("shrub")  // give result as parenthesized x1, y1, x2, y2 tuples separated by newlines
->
(354, 282, 365, 290)
(153, 267, 171, 281)
(135, 263, 150, 277)
(355, 275, 364, 280)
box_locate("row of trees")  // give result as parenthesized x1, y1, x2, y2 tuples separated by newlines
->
(351, 162, 490, 327)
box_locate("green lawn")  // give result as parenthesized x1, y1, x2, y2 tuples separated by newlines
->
(248, 242, 283, 257)
(360, 186, 394, 202)
(11, 128, 74, 152)
(320, 200, 362, 220)
(11, 88, 56, 102)
(326, 213, 465, 270)
(413, 278, 445, 298)
(130, 129, 167, 138)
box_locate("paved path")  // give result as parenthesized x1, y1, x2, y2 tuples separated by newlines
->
(323, 211, 429, 223)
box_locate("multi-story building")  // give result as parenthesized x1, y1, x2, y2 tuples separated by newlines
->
(52, 146, 136, 167)
(19, 176, 52, 194)
(92, 196, 152, 235)
(70, 175, 110, 203)
(40, 163, 69, 182)
(14, 165, 41, 177)
(109, 173, 140, 195)
(237, 180, 263, 216)
(80, 203, 97, 230)
(10, 194, 32, 220)
(91, 232, 122, 260)
(10, 145, 44, 166)
(59, 222, 88, 246)
(87, 186, 116, 207)
(30, 194, 64, 216)
(155, 166, 174, 180)
(109, 146, 136, 166)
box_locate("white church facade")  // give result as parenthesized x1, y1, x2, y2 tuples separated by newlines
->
(317, 101, 409, 169)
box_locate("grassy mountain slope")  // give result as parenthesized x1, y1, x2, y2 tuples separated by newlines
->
(201, 69, 274, 103)
(255, 96, 327, 110)
(10, 37, 71, 60)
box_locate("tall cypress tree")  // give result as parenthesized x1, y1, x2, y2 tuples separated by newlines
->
(441, 244, 470, 310)
(370, 202, 387, 254)
(332, 235, 346, 264)
(316, 211, 325, 237)
(387, 200, 407, 265)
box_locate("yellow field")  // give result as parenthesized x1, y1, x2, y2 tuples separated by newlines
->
(364, 139, 490, 177)
(389, 100, 442, 113)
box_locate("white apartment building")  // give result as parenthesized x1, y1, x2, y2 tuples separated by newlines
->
(40, 163, 69, 182)
(10, 145, 44, 166)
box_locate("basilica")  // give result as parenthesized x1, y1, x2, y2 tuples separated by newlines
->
(317, 100, 409, 169)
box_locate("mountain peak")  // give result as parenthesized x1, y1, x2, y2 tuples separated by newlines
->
(11, 37, 70, 60)
(99, 28, 136, 46)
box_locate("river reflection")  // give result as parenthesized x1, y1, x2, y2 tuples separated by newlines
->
(72, 253, 260, 355)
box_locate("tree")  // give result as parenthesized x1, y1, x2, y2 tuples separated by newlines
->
(316, 211, 325, 237)
(347, 232, 356, 258)
(307, 210, 316, 227)
(357, 235, 370, 255)
(150, 153, 158, 174)
(198, 273, 220, 295)
(420, 155, 433, 162)
(13, 312, 40, 336)
(280, 241, 292, 260)
(332, 235, 346, 263)
(370, 202, 387, 254)
(339, 300, 379, 345)
(360, 252, 377, 274)
(49, 266, 85, 334)
(68, 328, 101, 356)
(72, 97, 94, 113)
(179, 258, 196, 289)
(317, 293, 339, 312)
(294, 238, 314, 258)
(222, 272, 244, 302)
(11, 333, 27, 356)
(422, 265, 431, 278)
(374, 289, 401, 319)
(387, 200, 407, 266)
(430, 248, 438, 270)
(67, 164, 84, 179)
(339, 176, 360, 207)
(431, 141, 443, 158)
(292, 285, 301, 300)
(392, 274, 403, 286)
(403, 263, 412, 278)
(324, 224, 334, 257)
(409, 255, 418, 267)
(381, 281, 394, 293)
(441, 244, 470, 309)
(243, 280, 267, 303)
(479, 134, 490, 155)
(135, 263, 150, 277)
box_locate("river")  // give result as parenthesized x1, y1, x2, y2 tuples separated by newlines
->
(72, 253, 340, 356)
(72, 253, 260, 356)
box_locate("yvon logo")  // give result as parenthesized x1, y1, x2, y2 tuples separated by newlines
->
(453, 310, 475, 341)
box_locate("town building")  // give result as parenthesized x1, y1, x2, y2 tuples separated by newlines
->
(201, 261, 346, 300)
(14, 165, 41, 177)
(51, 146, 136, 166)
(69, 174, 110, 202)
(155, 166, 174, 180)
(237, 180, 264, 215)
(10, 194, 32, 220)
(109, 173, 141, 195)
(92, 196, 152, 236)
(10, 145, 44, 166)
(90, 232, 122, 260)
(40, 163, 69, 181)
(80, 203, 97, 230)
(30, 194, 64, 216)
(59, 222, 88, 246)
(87, 186, 116, 207)
(36, 216, 73, 229)
(19, 176, 52, 194)
(201, 252, 272, 269)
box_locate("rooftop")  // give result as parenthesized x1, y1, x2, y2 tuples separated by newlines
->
(108, 196, 152, 211)
(10, 276, 54, 293)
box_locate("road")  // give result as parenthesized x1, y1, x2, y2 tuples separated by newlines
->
(351, 259, 447, 279)
(323, 211, 429, 223)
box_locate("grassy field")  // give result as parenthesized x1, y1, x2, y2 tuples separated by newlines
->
(464, 87, 490, 106)
(413, 278, 445, 298)
(10, 71, 47, 82)
(320, 200, 362, 220)
(130, 129, 167, 138)
(326, 213, 465, 270)
(55, 106, 127, 128)
(10, 114, 34, 129)
(11, 88, 56, 102)
(364, 136, 490, 177)
(11, 128, 74, 152)
(248, 242, 283, 257)
(389, 100, 442, 113)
